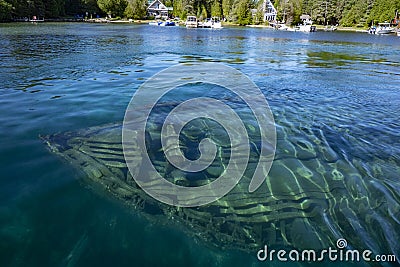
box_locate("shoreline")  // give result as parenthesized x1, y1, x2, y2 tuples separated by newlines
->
(1, 18, 373, 33)
(99, 20, 371, 32)
(246, 24, 368, 32)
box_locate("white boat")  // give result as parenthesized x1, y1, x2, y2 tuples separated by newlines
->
(185, 16, 198, 28)
(159, 20, 176, 26)
(198, 18, 212, 28)
(269, 21, 295, 31)
(368, 26, 377, 34)
(397, 31, 400, 36)
(296, 24, 316, 32)
(324, 25, 337, 31)
(297, 15, 316, 32)
(149, 20, 176, 26)
(273, 23, 290, 31)
(29, 16, 44, 23)
(210, 17, 223, 29)
(375, 22, 395, 34)
(149, 21, 161, 26)
(279, 24, 297, 31)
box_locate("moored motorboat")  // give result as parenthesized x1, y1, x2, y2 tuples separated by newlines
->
(373, 22, 395, 34)
(368, 26, 376, 34)
(210, 17, 223, 29)
(273, 23, 290, 31)
(149, 21, 162, 26)
(185, 16, 198, 28)
(198, 18, 212, 28)
(297, 15, 316, 32)
(29, 16, 44, 23)
(149, 20, 176, 26)
(159, 20, 175, 26)
(197, 17, 222, 29)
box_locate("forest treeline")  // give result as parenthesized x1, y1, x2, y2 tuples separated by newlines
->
(1, 0, 399, 27)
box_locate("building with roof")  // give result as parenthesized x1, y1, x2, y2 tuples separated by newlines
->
(147, 0, 173, 19)
(251, 0, 277, 23)
(263, 0, 277, 22)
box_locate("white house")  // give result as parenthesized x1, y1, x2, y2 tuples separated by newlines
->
(263, 0, 277, 22)
(251, 0, 277, 23)
(147, 0, 173, 19)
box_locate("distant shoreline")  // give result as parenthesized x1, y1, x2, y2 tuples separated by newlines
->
(2, 18, 371, 32)
(89, 19, 371, 32)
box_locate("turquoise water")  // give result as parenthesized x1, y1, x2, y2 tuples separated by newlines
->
(0, 23, 399, 266)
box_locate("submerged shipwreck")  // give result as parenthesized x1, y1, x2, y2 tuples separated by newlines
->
(42, 100, 399, 261)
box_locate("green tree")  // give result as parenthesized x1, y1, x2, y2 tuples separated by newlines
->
(0, 0, 13, 21)
(288, 0, 302, 24)
(83, 0, 102, 15)
(222, 0, 233, 19)
(124, 0, 146, 18)
(341, 1, 362, 26)
(253, 9, 263, 24)
(368, 0, 400, 25)
(211, 0, 222, 17)
(172, 0, 186, 18)
(275, 0, 288, 23)
(64, 0, 84, 15)
(97, 0, 128, 17)
(44, 0, 65, 17)
(274, 0, 302, 25)
(197, 4, 207, 19)
(235, 0, 251, 25)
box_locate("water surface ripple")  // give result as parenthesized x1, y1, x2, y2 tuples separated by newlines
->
(0, 23, 399, 267)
